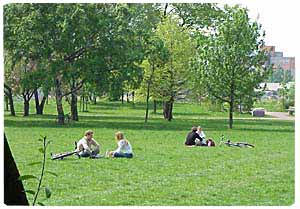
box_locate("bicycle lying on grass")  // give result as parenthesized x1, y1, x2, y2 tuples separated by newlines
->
(219, 135, 255, 148)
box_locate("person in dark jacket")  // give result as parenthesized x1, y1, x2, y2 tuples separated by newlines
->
(185, 126, 204, 146)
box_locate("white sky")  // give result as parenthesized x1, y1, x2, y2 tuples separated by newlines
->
(223, 0, 299, 58)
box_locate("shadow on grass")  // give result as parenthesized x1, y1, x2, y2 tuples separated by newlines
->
(4, 114, 294, 133)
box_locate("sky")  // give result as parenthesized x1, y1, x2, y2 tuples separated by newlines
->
(224, 0, 298, 58)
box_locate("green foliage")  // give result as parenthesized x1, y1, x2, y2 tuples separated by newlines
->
(18, 136, 57, 205)
(194, 5, 270, 128)
(153, 16, 196, 101)
(267, 68, 294, 83)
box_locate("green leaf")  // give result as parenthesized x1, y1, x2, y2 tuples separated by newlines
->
(38, 148, 44, 153)
(24, 190, 35, 195)
(18, 175, 38, 181)
(27, 161, 42, 166)
(46, 140, 52, 147)
(37, 202, 45, 206)
(45, 170, 58, 177)
(45, 186, 51, 198)
(38, 138, 43, 142)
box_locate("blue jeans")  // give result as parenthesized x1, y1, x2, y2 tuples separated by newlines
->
(113, 152, 133, 158)
(79, 149, 99, 157)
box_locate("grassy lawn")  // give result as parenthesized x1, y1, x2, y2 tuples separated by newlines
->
(4, 100, 295, 205)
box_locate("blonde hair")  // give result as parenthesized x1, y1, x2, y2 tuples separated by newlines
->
(85, 130, 94, 136)
(115, 131, 124, 140)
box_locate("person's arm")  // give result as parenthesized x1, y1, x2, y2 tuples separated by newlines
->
(201, 131, 206, 139)
(195, 133, 205, 143)
(82, 140, 91, 152)
(91, 138, 100, 149)
(113, 140, 123, 153)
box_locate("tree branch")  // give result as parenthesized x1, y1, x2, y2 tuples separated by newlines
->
(61, 80, 84, 97)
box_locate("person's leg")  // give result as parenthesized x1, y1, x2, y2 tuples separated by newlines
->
(113, 152, 133, 158)
(92, 147, 100, 156)
(124, 153, 133, 158)
(113, 152, 126, 158)
(79, 150, 92, 157)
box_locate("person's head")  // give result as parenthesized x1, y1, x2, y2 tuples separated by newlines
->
(84, 130, 94, 140)
(191, 126, 197, 132)
(115, 131, 124, 141)
(197, 126, 202, 132)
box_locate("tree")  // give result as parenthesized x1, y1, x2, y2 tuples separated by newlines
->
(4, 134, 29, 205)
(139, 37, 169, 122)
(267, 68, 293, 83)
(154, 16, 196, 121)
(195, 5, 269, 128)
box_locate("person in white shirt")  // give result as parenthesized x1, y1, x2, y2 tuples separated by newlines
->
(76, 130, 100, 157)
(196, 126, 207, 146)
(107, 131, 133, 158)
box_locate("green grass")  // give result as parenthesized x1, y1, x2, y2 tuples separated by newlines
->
(4, 100, 294, 205)
(254, 100, 285, 112)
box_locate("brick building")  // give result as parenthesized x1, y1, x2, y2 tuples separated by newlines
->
(262, 46, 295, 78)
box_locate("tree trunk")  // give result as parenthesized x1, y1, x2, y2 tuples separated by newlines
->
(7, 92, 16, 116)
(229, 82, 235, 129)
(93, 95, 97, 105)
(85, 96, 88, 112)
(126, 93, 129, 103)
(163, 100, 173, 121)
(153, 100, 157, 114)
(132, 91, 135, 106)
(23, 100, 30, 117)
(71, 93, 78, 121)
(34, 89, 47, 115)
(4, 133, 29, 205)
(55, 78, 65, 125)
(229, 101, 234, 129)
(121, 90, 124, 104)
(163, 100, 174, 121)
(145, 80, 151, 123)
(5, 95, 9, 111)
(70, 78, 79, 121)
(4, 85, 16, 116)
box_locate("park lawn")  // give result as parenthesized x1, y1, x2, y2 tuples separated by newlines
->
(4, 100, 294, 206)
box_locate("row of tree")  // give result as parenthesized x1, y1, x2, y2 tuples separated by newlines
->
(4, 3, 270, 128)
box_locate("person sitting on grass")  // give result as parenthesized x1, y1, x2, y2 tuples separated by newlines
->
(106, 131, 133, 158)
(76, 130, 100, 158)
(196, 126, 207, 146)
(185, 126, 204, 146)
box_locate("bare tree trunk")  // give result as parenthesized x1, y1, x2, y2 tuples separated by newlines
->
(85, 96, 88, 112)
(132, 91, 135, 106)
(145, 81, 151, 123)
(70, 78, 79, 121)
(7, 92, 16, 116)
(93, 95, 97, 104)
(4, 133, 29, 205)
(34, 89, 47, 115)
(55, 77, 65, 125)
(121, 90, 124, 104)
(127, 93, 129, 103)
(229, 87, 235, 129)
(163, 99, 174, 121)
(23, 100, 30, 117)
(5, 95, 9, 111)
(71, 93, 78, 121)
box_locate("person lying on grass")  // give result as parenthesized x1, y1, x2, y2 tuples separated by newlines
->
(106, 131, 133, 158)
(185, 126, 204, 146)
(76, 130, 100, 158)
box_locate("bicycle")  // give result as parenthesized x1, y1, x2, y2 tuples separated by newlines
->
(219, 135, 255, 148)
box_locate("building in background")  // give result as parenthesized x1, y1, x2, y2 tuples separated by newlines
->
(263, 45, 295, 78)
